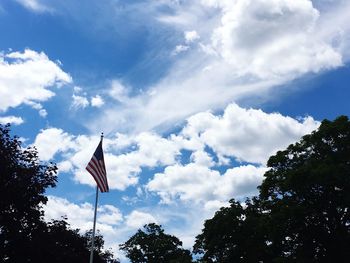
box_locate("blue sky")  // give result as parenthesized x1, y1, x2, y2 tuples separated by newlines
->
(1, 0, 350, 261)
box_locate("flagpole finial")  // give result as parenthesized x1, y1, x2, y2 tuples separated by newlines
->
(101, 132, 104, 140)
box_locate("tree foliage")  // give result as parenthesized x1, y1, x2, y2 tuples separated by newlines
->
(0, 124, 118, 262)
(259, 116, 350, 262)
(193, 198, 271, 262)
(31, 219, 118, 263)
(194, 116, 350, 262)
(0, 124, 57, 261)
(120, 223, 192, 263)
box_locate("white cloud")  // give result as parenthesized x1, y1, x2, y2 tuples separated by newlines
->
(0, 116, 24, 125)
(14, 0, 50, 12)
(33, 129, 181, 191)
(26, 101, 48, 117)
(215, 165, 268, 199)
(210, 0, 342, 78)
(172, 45, 189, 55)
(72, 132, 181, 190)
(90, 0, 348, 134)
(125, 211, 158, 229)
(142, 103, 319, 204)
(108, 80, 130, 103)
(181, 103, 320, 164)
(33, 128, 75, 161)
(44, 195, 124, 231)
(98, 205, 123, 225)
(33, 103, 319, 193)
(39, 109, 48, 118)
(91, 95, 105, 107)
(147, 163, 221, 204)
(185, 30, 200, 43)
(71, 94, 89, 109)
(73, 86, 83, 93)
(44, 196, 124, 231)
(44, 196, 95, 230)
(0, 49, 72, 112)
(71, 91, 104, 110)
(147, 163, 267, 204)
(190, 150, 214, 167)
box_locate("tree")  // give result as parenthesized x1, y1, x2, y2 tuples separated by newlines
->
(84, 229, 119, 263)
(120, 223, 192, 263)
(0, 123, 57, 261)
(30, 219, 119, 263)
(259, 116, 350, 262)
(194, 116, 350, 262)
(193, 199, 272, 263)
(0, 124, 118, 262)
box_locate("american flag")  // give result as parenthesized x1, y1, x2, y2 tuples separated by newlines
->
(86, 139, 109, 192)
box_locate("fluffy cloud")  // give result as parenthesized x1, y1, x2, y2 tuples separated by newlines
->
(210, 0, 342, 78)
(33, 103, 319, 194)
(33, 129, 181, 190)
(91, 95, 105, 107)
(125, 211, 158, 229)
(0, 49, 72, 112)
(181, 104, 320, 164)
(146, 103, 319, 204)
(148, 163, 221, 204)
(71, 88, 105, 109)
(185, 30, 200, 43)
(90, 0, 348, 134)
(147, 163, 267, 204)
(33, 128, 75, 161)
(0, 116, 24, 125)
(48, 196, 123, 226)
(71, 94, 89, 109)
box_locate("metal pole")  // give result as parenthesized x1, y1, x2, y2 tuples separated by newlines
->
(89, 186, 99, 263)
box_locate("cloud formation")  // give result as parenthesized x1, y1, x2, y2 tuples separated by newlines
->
(33, 103, 319, 197)
(91, 95, 105, 107)
(181, 104, 319, 164)
(0, 116, 24, 125)
(147, 163, 267, 205)
(0, 49, 72, 112)
(90, 0, 347, 134)
(206, 0, 342, 78)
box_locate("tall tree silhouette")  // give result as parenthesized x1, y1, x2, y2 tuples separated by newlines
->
(194, 116, 350, 262)
(0, 123, 57, 261)
(0, 124, 118, 262)
(259, 116, 350, 262)
(120, 223, 192, 263)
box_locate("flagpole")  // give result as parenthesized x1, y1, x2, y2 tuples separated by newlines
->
(89, 133, 103, 263)
(89, 186, 99, 263)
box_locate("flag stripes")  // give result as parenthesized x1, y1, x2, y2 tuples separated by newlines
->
(86, 140, 109, 192)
